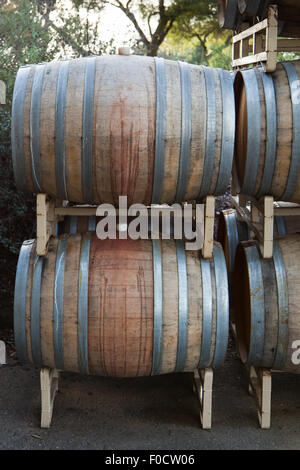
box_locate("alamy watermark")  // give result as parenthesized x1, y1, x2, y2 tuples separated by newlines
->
(95, 197, 205, 250)
(291, 340, 300, 365)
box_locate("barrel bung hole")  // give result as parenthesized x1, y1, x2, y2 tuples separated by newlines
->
(233, 243, 252, 363)
(234, 72, 248, 190)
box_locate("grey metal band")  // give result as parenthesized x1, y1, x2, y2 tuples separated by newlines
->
(11, 66, 31, 191)
(241, 69, 261, 196)
(88, 216, 96, 231)
(82, 57, 96, 203)
(151, 239, 163, 375)
(69, 216, 78, 234)
(14, 240, 34, 363)
(53, 236, 68, 370)
(30, 256, 44, 367)
(199, 67, 216, 199)
(275, 216, 287, 236)
(257, 69, 277, 198)
(30, 63, 45, 193)
(175, 241, 188, 372)
(212, 244, 229, 367)
(215, 69, 235, 195)
(78, 233, 91, 375)
(198, 257, 213, 369)
(272, 241, 289, 370)
(176, 62, 191, 202)
(152, 57, 166, 204)
(246, 244, 265, 366)
(281, 62, 300, 202)
(225, 211, 240, 274)
(55, 60, 69, 201)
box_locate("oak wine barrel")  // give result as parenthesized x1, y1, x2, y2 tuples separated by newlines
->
(11, 55, 235, 206)
(217, 209, 300, 275)
(14, 236, 229, 377)
(238, 1, 300, 37)
(217, 209, 250, 276)
(234, 234, 300, 372)
(218, 0, 241, 29)
(234, 61, 300, 203)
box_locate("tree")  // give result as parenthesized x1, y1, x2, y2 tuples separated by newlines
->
(165, 0, 232, 67)
(103, 0, 202, 56)
(0, 0, 112, 315)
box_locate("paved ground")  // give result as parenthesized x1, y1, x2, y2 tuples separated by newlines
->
(0, 333, 300, 450)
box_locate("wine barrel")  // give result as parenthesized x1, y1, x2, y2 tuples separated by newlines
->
(217, 209, 250, 275)
(217, 209, 300, 273)
(234, 234, 300, 372)
(218, 0, 241, 29)
(238, 0, 300, 20)
(238, 0, 262, 15)
(238, 1, 300, 37)
(14, 236, 229, 377)
(11, 55, 235, 206)
(234, 61, 300, 203)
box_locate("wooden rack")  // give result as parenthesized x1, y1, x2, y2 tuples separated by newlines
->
(37, 193, 217, 428)
(231, 194, 300, 259)
(36, 193, 216, 259)
(232, 5, 300, 72)
(231, 193, 300, 428)
(41, 365, 214, 429)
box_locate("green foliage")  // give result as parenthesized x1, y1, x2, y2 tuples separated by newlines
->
(163, 0, 232, 67)
(0, 0, 234, 310)
(0, 0, 112, 308)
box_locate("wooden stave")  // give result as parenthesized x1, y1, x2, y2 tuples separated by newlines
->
(234, 234, 300, 373)
(14, 236, 229, 377)
(12, 56, 235, 206)
(234, 61, 300, 204)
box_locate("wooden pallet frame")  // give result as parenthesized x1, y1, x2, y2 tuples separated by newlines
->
(231, 194, 300, 258)
(40, 366, 213, 429)
(36, 194, 216, 259)
(231, 193, 300, 428)
(36, 193, 216, 427)
(232, 5, 300, 73)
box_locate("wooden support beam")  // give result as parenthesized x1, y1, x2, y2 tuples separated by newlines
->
(40, 368, 59, 428)
(261, 196, 274, 258)
(202, 196, 215, 259)
(36, 194, 56, 256)
(193, 368, 213, 429)
(248, 367, 272, 429)
(232, 5, 282, 72)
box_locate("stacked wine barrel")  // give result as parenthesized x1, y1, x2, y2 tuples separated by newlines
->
(12, 54, 234, 377)
(218, 0, 300, 37)
(218, 0, 300, 374)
